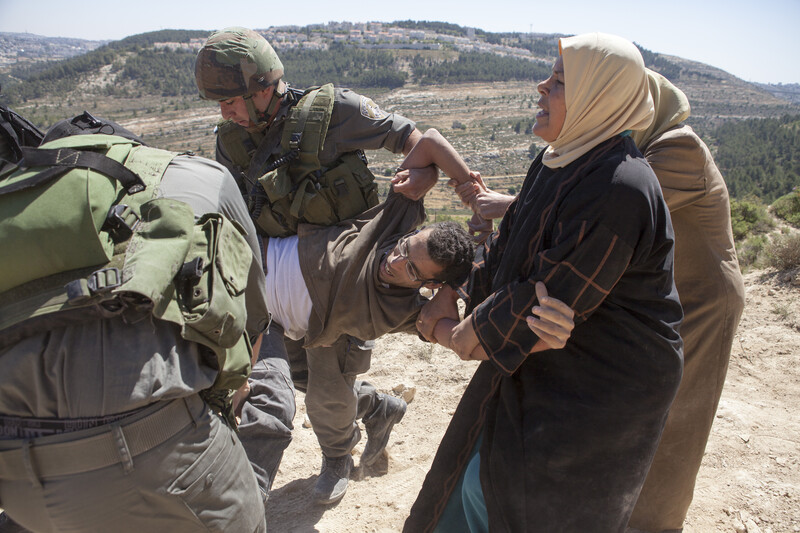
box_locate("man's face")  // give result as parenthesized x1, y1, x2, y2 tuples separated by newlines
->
(533, 55, 567, 143)
(218, 85, 276, 128)
(379, 228, 443, 289)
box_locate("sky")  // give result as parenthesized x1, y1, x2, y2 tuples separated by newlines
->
(1, 0, 799, 84)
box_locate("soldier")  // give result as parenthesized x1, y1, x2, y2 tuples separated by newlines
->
(0, 119, 271, 532)
(194, 27, 436, 505)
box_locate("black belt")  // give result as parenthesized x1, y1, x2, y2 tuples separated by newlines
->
(0, 408, 146, 440)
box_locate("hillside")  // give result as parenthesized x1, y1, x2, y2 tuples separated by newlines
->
(1, 24, 798, 211)
(1, 24, 797, 130)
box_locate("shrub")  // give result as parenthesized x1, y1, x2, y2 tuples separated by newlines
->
(765, 232, 800, 271)
(730, 197, 774, 241)
(736, 234, 769, 270)
(771, 190, 800, 227)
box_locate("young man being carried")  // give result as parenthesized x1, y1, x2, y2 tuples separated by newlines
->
(257, 128, 575, 503)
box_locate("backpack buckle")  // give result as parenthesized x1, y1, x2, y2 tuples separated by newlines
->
(65, 267, 122, 304)
(104, 204, 140, 242)
(180, 257, 205, 285)
(87, 267, 122, 293)
(289, 132, 302, 150)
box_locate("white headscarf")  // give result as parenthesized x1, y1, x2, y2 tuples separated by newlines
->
(543, 33, 654, 169)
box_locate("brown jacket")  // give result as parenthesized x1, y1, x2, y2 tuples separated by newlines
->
(298, 190, 426, 348)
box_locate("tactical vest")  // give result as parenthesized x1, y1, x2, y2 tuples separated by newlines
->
(0, 134, 254, 424)
(218, 83, 379, 237)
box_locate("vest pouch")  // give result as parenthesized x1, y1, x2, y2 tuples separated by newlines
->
(254, 167, 297, 237)
(254, 198, 297, 237)
(0, 155, 129, 293)
(179, 213, 251, 349)
(292, 175, 338, 226)
(178, 212, 252, 392)
(316, 154, 379, 221)
(259, 165, 292, 203)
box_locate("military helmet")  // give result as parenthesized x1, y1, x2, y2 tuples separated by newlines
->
(195, 27, 284, 101)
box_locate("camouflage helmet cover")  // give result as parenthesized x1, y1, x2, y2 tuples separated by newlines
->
(195, 27, 284, 101)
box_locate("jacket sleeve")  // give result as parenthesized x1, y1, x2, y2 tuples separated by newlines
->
(471, 165, 659, 375)
(323, 89, 416, 158)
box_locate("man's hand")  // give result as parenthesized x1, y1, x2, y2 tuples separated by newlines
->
(451, 179, 480, 207)
(392, 165, 439, 200)
(528, 282, 575, 351)
(450, 316, 486, 361)
(467, 212, 493, 244)
(417, 285, 460, 342)
(450, 171, 515, 220)
(232, 380, 251, 424)
(474, 189, 515, 220)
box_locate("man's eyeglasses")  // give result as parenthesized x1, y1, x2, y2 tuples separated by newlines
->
(396, 229, 441, 285)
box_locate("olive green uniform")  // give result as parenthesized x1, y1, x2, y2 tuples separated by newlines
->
(217, 86, 416, 477)
(0, 155, 270, 533)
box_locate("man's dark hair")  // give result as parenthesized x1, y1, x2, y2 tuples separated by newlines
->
(426, 221, 476, 287)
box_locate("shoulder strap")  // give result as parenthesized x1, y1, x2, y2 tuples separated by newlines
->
(288, 86, 321, 150)
(245, 120, 289, 184)
(1, 146, 146, 197)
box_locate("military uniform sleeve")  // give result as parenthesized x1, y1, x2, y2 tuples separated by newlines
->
(158, 155, 270, 340)
(318, 88, 416, 163)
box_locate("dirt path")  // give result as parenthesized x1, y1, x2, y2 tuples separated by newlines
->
(267, 268, 800, 532)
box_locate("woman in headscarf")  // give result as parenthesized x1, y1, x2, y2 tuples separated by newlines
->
(627, 70, 745, 533)
(406, 33, 684, 532)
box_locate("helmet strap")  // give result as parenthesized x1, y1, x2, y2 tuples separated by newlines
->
(246, 80, 286, 126)
(244, 95, 262, 126)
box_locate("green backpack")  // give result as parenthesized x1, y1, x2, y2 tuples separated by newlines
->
(218, 83, 379, 237)
(0, 133, 254, 424)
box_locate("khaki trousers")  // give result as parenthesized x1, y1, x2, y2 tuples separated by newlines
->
(0, 396, 265, 533)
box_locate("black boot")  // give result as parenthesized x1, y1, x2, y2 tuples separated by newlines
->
(313, 453, 353, 505)
(361, 394, 407, 466)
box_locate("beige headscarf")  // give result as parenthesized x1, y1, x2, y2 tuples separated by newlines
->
(630, 69, 691, 151)
(543, 33, 654, 169)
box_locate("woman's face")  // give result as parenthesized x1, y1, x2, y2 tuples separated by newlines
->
(533, 56, 566, 143)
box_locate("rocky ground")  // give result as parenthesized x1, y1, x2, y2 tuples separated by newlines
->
(267, 267, 800, 532)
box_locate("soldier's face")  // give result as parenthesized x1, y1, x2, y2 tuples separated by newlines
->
(218, 86, 276, 127)
(219, 96, 251, 127)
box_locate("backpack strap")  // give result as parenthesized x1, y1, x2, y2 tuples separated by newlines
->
(0, 103, 45, 163)
(1, 146, 146, 197)
(0, 117, 22, 161)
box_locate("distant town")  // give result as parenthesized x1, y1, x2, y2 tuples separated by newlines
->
(0, 21, 557, 68)
(160, 22, 548, 63)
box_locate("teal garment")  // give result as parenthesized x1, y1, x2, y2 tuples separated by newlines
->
(463, 450, 489, 533)
(433, 436, 487, 533)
